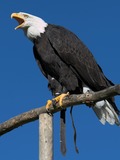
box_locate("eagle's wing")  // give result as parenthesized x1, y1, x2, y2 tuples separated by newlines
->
(46, 24, 113, 91)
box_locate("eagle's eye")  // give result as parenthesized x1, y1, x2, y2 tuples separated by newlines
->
(24, 14, 29, 18)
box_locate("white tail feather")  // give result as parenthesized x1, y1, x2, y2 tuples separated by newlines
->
(92, 100, 120, 126)
(83, 85, 120, 126)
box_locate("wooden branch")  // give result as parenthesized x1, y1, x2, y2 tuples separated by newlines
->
(0, 85, 120, 136)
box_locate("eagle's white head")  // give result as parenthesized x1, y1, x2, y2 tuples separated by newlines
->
(11, 12, 48, 41)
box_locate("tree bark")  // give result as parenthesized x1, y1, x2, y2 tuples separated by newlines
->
(0, 85, 120, 136)
(39, 113, 53, 160)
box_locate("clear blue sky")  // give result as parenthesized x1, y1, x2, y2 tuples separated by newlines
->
(1, 0, 120, 160)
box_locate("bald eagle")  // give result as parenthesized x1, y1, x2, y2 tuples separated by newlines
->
(11, 12, 120, 154)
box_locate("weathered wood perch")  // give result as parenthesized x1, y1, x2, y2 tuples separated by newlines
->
(0, 84, 120, 136)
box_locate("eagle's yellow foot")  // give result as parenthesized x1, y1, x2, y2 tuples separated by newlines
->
(46, 92, 69, 112)
(46, 100, 53, 112)
(53, 92, 69, 107)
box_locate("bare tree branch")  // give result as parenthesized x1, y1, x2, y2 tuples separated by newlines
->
(0, 85, 120, 136)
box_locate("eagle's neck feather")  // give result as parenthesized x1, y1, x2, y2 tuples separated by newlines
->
(24, 18, 48, 41)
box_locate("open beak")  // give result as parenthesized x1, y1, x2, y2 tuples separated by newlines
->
(11, 13, 25, 30)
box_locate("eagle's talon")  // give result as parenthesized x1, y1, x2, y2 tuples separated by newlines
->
(46, 100, 52, 111)
(47, 111, 53, 116)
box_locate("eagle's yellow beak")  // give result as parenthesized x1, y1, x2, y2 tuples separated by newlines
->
(11, 13, 25, 30)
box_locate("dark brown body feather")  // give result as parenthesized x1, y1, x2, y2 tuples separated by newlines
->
(34, 24, 114, 92)
(33, 24, 119, 154)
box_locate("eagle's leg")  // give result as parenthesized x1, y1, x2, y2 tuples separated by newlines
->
(53, 92, 69, 107)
